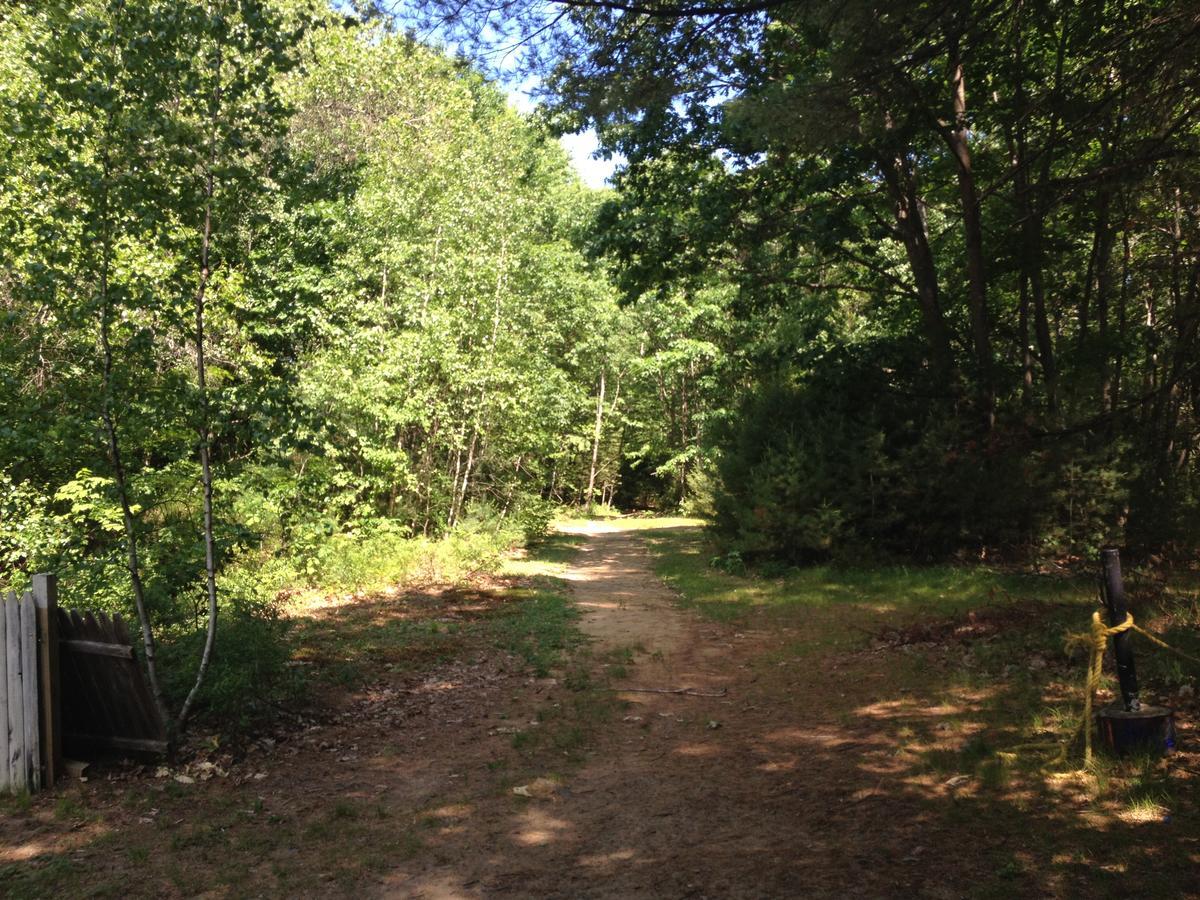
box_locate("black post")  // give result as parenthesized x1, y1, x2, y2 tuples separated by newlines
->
(1100, 548, 1140, 712)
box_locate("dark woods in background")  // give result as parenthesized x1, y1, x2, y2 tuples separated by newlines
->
(536, 0, 1200, 563)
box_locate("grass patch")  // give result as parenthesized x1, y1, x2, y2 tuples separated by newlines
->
(0, 856, 84, 900)
(512, 671, 618, 763)
(553, 514, 705, 532)
(487, 587, 582, 677)
(639, 520, 1195, 829)
(286, 525, 590, 689)
(645, 525, 1089, 630)
(517, 531, 589, 570)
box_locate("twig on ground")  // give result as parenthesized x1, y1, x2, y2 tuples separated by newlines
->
(606, 686, 728, 697)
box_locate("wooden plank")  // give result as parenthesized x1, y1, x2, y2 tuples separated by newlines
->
(74, 647, 118, 744)
(6, 595, 25, 793)
(61, 733, 169, 755)
(102, 610, 157, 741)
(61, 640, 134, 660)
(72, 611, 124, 744)
(0, 594, 9, 793)
(20, 593, 39, 791)
(49, 599, 168, 760)
(105, 646, 148, 740)
(112, 614, 132, 645)
(122, 658, 156, 740)
(98, 655, 136, 739)
(95, 613, 155, 741)
(59, 649, 97, 751)
(33, 574, 60, 789)
(57, 609, 101, 745)
(110, 612, 161, 740)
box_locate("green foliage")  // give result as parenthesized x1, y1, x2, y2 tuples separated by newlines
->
(530, 0, 1200, 563)
(708, 550, 745, 576)
(710, 360, 1138, 561)
(511, 497, 558, 544)
(158, 601, 296, 732)
(0, 5, 674, 729)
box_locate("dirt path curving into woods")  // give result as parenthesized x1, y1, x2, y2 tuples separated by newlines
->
(390, 523, 960, 899)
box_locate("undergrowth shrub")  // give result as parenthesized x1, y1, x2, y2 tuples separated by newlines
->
(512, 496, 557, 543)
(680, 466, 718, 519)
(710, 352, 1151, 563)
(158, 597, 297, 733)
(3, 459, 560, 732)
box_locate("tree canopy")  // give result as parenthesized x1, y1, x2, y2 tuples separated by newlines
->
(401, 0, 1200, 559)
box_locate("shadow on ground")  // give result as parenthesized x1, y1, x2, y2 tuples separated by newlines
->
(1, 524, 1197, 898)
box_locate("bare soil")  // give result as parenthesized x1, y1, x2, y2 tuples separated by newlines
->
(2, 524, 1197, 899)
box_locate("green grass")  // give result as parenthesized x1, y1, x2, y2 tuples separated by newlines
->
(487, 586, 582, 676)
(553, 514, 705, 532)
(647, 525, 1087, 621)
(640, 519, 1185, 766)
(0, 857, 83, 900)
(286, 525, 592, 689)
(642, 524, 1096, 674)
(523, 531, 589, 567)
(641, 519, 1193, 767)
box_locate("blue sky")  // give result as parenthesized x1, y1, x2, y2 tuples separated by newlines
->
(559, 129, 618, 189)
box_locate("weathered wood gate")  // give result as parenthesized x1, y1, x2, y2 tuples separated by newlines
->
(0, 573, 167, 794)
(58, 606, 167, 757)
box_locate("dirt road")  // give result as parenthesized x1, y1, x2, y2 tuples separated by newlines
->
(391, 523, 949, 899)
(6, 523, 1196, 899)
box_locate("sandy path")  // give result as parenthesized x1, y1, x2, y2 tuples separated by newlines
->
(393, 524, 870, 899)
(8, 524, 1197, 898)
(559, 520, 692, 663)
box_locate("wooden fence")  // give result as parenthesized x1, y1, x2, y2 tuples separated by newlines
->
(58, 606, 167, 757)
(0, 575, 56, 794)
(0, 573, 166, 794)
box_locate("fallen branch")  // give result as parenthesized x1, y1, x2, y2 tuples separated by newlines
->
(606, 687, 728, 697)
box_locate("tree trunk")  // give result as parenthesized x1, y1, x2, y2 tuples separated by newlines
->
(1016, 9, 1068, 413)
(95, 143, 171, 732)
(876, 150, 955, 381)
(1008, 15, 1058, 410)
(177, 35, 224, 736)
(1113, 215, 1133, 413)
(943, 35, 993, 425)
(1018, 273, 1033, 407)
(1094, 190, 1116, 413)
(586, 368, 606, 509)
(99, 277, 171, 734)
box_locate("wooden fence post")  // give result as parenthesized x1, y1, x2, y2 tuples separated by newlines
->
(20, 592, 39, 790)
(1101, 548, 1140, 711)
(0, 595, 8, 793)
(5, 595, 25, 792)
(33, 574, 60, 788)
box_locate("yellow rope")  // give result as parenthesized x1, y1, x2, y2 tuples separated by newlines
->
(1127, 619, 1200, 668)
(1004, 610, 1198, 769)
(1080, 611, 1133, 765)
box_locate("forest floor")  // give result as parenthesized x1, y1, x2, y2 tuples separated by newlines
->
(2, 519, 1199, 898)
